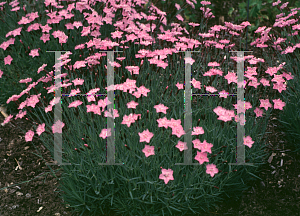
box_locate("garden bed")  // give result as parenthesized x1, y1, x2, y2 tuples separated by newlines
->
(0, 98, 300, 216)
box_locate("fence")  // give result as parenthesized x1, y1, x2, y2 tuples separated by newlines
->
(45, 49, 254, 167)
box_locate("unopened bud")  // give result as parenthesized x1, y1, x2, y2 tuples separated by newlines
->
(84, 144, 91, 150)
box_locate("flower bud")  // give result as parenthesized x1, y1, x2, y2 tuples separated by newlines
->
(197, 119, 200, 126)
(84, 144, 91, 150)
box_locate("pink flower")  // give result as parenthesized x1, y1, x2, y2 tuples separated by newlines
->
(244, 136, 254, 148)
(72, 78, 84, 86)
(73, 60, 86, 69)
(137, 85, 150, 97)
(176, 141, 188, 151)
(44, 105, 53, 113)
(27, 23, 41, 32)
(52, 120, 65, 134)
(6, 27, 22, 37)
(259, 99, 273, 111)
(188, 23, 202, 29)
(191, 126, 205, 135)
(235, 115, 246, 126)
(154, 103, 169, 114)
(86, 104, 101, 115)
(111, 30, 123, 39)
(4, 55, 13, 65)
(0, 41, 10, 51)
(126, 100, 139, 109)
(65, 23, 74, 30)
(68, 100, 83, 108)
(36, 123, 45, 136)
(87, 88, 100, 95)
(138, 129, 154, 143)
(219, 90, 229, 98)
(272, 0, 281, 6)
(81, 26, 90, 36)
(171, 125, 186, 138)
(201, 1, 211, 5)
(205, 86, 218, 93)
(195, 151, 209, 164)
(121, 114, 136, 127)
(216, 43, 227, 50)
(26, 94, 41, 108)
(157, 117, 169, 129)
(99, 128, 111, 139)
(159, 168, 174, 184)
(265, 67, 279, 76)
(18, 16, 30, 25)
(1, 114, 13, 126)
(224, 72, 237, 84)
(234, 100, 246, 114)
(208, 62, 220, 67)
(273, 98, 286, 110)
(49, 97, 60, 106)
(104, 108, 120, 119)
(29, 49, 39, 58)
(97, 98, 111, 112)
(280, 2, 288, 10)
(175, 3, 181, 10)
(176, 14, 184, 22)
(40, 24, 52, 33)
(40, 33, 50, 43)
(25, 130, 34, 142)
(273, 82, 287, 93)
(132, 91, 142, 98)
(185, 57, 195, 65)
(190, 78, 201, 89)
(68, 88, 81, 97)
(254, 107, 264, 118)
(0, 69, 3, 78)
(142, 145, 155, 157)
(260, 78, 270, 86)
(206, 164, 218, 177)
(15, 110, 27, 120)
(199, 140, 213, 153)
(168, 118, 181, 129)
(175, 82, 184, 90)
(7, 94, 20, 104)
(125, 66, 140, 75)
(19, 78, 32, 83)
(73, 21, 83, 29)
(108, 60, 121, 67)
